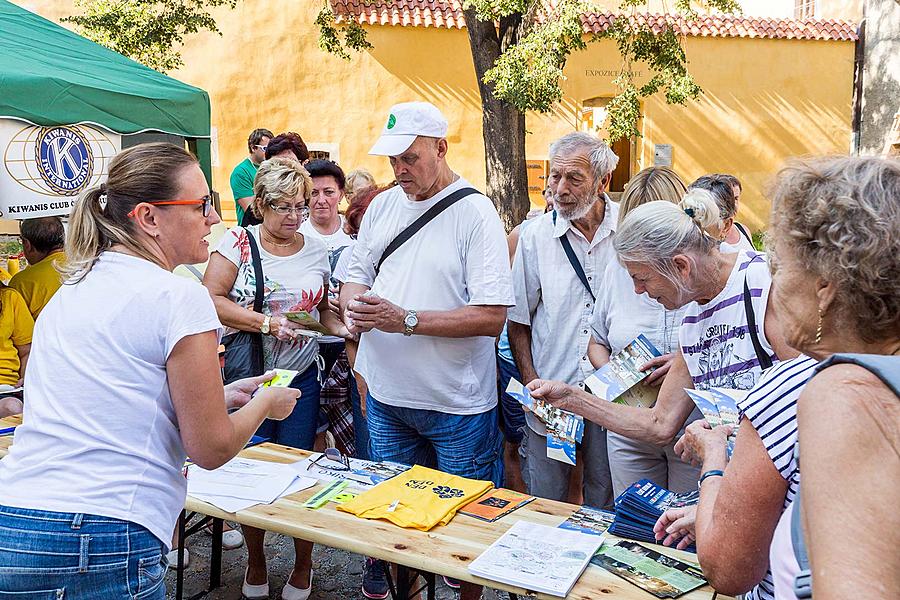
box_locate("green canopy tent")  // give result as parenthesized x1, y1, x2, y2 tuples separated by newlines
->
(0, 0, 213, 184)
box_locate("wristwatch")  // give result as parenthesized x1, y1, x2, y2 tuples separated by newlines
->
(260, 315, 271, 335)
(403, 310, 418, 336)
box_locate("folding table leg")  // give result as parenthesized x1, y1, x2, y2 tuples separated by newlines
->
(424, 571, 435, 600)
(175, 510, 187, 600)
(396, 565, 411, 599)
(209, 517, 223, 589)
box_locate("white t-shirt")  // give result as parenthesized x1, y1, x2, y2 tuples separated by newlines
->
(591, 260, 687, 356)
(0, 252, 222, 547)
(332, 238, 357, 284)
(215, 225, 330, 372)
(346, 177, 514, 414)
(299, 217, 353, 344)
(679, 250, 776, 391)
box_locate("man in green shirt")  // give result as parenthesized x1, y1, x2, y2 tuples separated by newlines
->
(230, 128, 272, 224)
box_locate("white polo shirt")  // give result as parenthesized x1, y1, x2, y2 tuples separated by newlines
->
(508, 199, 619, 434)
(346, 177, 514, 415)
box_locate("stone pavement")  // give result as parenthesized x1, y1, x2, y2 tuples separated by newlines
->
(165, 527, 509, 599)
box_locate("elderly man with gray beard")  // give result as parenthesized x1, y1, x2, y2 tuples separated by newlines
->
(508, 132, 618, 507)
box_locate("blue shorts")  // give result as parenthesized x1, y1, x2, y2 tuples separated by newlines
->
(256, 363, 320, 450)
(497, 355, 527, 444)
(366, 394, 503, 487)
(0, 506, 166, 599)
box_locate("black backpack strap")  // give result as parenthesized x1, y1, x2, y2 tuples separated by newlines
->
(375, 187, 478, 275)
(245, 228, 265, 313)
(791, 490, 813, 598)
(743, 276, 773, 371)
(553, 211, 595, 301)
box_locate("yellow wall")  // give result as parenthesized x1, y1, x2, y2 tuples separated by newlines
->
(16, 1, 855, 230)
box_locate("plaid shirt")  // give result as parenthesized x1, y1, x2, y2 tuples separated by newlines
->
(320, 350, 355, 456)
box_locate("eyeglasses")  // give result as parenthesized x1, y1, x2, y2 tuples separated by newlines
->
(306, 447, 351, 471)
(254, 145, 268, 152)
(268, 203, 310, 219)
(127, 195, 213, 218)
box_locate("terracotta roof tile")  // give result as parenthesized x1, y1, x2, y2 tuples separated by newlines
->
(330, 1, 858, 41)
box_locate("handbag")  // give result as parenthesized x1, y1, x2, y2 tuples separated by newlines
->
(222, 229, 266, 384)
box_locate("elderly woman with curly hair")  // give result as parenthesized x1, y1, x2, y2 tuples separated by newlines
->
(660, 156, 900, 600)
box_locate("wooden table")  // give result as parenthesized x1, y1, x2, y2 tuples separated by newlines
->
(0, 417, 727, 600)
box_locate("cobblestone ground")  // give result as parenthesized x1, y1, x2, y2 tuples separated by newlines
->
(165, 528, 508, 600)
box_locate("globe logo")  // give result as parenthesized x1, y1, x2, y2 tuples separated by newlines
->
(35, 126, 93, 195)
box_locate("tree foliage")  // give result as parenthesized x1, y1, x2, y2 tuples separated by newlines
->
(64, 0, 238, 72)
(318, 0, 742, 142)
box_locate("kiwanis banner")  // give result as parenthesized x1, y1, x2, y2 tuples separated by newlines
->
(0, 120, 120, 220)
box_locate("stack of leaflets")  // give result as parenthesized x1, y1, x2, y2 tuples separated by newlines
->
(187, 457, 318, 513)
(585, 335, 662, 408)
(558, 505, 616, 537)
(468, 520, 603, 597)
(609, 479, 699, 553)
(591, 540, 707, 598)
(292, 453, 410, 490)
(459, 489, 535, 522)
(684, 387, 747, 457)
(505, 378, 584, 465)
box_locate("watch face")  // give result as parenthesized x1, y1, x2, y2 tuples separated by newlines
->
(404, 313, 417, 327)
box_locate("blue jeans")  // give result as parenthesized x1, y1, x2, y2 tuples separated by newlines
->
(496, 355, 527, 444)
(366, 394, 503, 487)
(0, 506, 166, 599)
(349, 375, 370, 460)
(256, 363, 320, 450)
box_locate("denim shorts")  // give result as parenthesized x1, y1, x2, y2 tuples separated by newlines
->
(366, 394, 503, 487)
(0, 505, 166, 599)
(256, 363, 321, 450)
(496, 355, 527, 444)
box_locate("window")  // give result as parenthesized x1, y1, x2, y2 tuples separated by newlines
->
(795, 0, 816, 19)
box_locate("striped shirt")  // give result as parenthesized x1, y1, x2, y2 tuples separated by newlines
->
(737, 355, 818, 600)
(679, 250, 776, 391)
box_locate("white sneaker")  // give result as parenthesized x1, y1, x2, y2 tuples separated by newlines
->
(281, 570, 313, 600)
(242, 568, 269, 600)
(165, 548, 190, 570)
(222, 528, 244, 550)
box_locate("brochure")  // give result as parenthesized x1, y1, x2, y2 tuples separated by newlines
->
(506, 377, 585, 465)
(591, 540, 707, 598)
(585, 335, 662, 407)
(283, 310, 329, 335)
(608, 479, 700, 553)
(459, 488, 535, 522)
(292, 453, 410, 490)
(558, 505, 615, 537)
(259, 368, 298, 388)
(468, 520, 603, 597)
(684, 387, 747, 456)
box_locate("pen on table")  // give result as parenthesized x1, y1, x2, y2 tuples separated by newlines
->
(0, 426, 17, 436)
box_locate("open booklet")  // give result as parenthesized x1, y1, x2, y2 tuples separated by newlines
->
(591, 540, 707, 598)
(585, 335, 662, 409)
(684, 387, 747, 457)
(469, 520, 603, 597)
(506, 377, 584, 466)
(283, 310, 328, 336)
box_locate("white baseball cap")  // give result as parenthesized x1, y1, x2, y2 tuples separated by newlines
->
(369, 102, 449, 156)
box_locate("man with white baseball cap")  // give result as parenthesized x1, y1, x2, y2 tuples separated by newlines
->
(342, 102, 513, 600)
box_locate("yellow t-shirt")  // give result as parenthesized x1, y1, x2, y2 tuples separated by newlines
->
(8, 251, 65, 319)
(0, 287, 34, 386)
(337, 465, 493, 531)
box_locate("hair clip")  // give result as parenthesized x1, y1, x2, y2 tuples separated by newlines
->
(98, 193, 108, 212)
(683, 207, 695, 218)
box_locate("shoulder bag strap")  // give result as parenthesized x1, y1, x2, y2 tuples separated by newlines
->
(553, 211, 595, 301)
(734, 221, 753, 246)
(743, 276, 773, 371)
(244, 228, 265, 313)
(791, 490, 813, 598)
(375, 187, 479, 275)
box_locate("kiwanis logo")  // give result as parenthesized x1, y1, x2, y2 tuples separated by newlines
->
(34, 126, 94, 195)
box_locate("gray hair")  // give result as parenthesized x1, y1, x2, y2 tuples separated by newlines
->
(614, 190, 723, 291)
(689, 174, 738, 220)
(548, 132, 619, 183)
(768, 155, 900, 343)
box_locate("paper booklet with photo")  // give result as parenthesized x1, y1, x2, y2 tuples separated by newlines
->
(292, 453, 410, 490)
(283, 310, 329, 335)
(609, 479, 700, 553)
(506, 377, 585, 466)
(468, 520, 603, 597)
(459, 488, 535, 522)
(684, 387, 747, 457)
(585, 335, 663, 408)
(558, 505, 616, 537)
(591, 540, 707, 599)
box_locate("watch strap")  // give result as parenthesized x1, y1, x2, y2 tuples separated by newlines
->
(698, 469, 725, 489)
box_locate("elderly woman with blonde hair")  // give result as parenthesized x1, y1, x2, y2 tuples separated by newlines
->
(204, 156, 348, 600)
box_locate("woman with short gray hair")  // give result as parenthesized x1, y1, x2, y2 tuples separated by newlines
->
(689, 174, 754, 252)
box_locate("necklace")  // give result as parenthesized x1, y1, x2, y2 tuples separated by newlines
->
(263, 232, 297, 248)
(662, 309, 675, 353)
